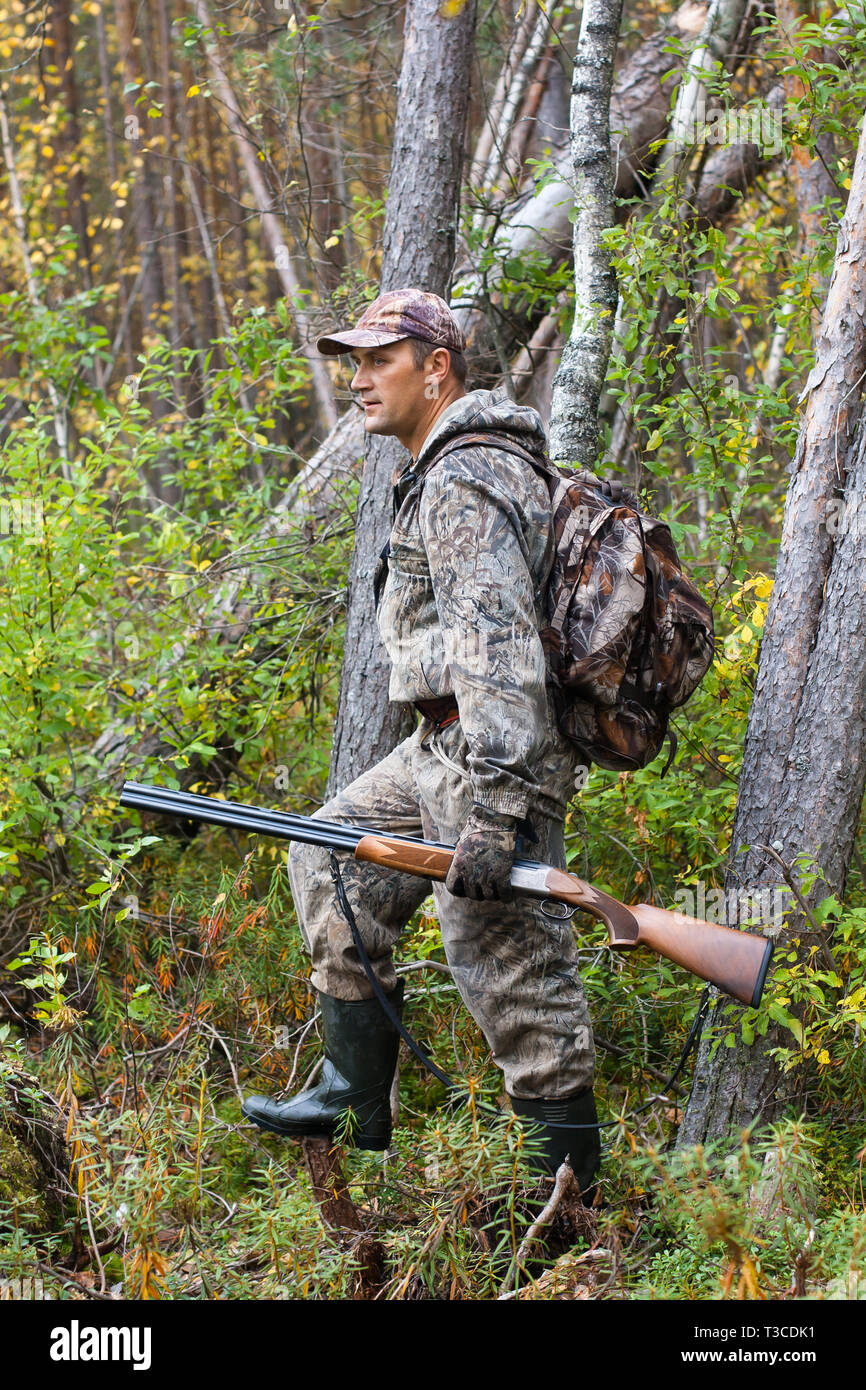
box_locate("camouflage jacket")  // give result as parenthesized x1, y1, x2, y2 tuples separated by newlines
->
(376, 387, 574, 819)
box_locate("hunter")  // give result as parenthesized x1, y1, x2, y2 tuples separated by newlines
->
(242, 288, 600, 1194)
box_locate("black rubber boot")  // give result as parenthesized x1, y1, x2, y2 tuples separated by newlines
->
(509, 1088, 601, 1199)
(242, 983, 403, 1150)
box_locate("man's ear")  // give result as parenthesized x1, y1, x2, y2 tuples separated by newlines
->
(424, 346, 451, 387)
(423, 347, 452, 401)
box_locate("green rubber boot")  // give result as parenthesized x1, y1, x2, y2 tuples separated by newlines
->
(242, 983, 403, 1150)
(509, 1088, 601, 1200)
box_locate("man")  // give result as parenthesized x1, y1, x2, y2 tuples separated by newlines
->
(243, 288, 599, 1192)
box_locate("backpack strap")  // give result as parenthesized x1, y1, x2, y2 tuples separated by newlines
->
(382, 432, 550, 606)
(421, 430, 549, 479)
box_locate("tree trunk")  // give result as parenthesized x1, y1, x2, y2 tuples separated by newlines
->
(655, 0, 749, 184)
(0, 81, 71, 476)
(548, 0, 624, 466)
(679, 109, 866, 1144)
(777, 0, 840, 324)
(48, 0, 93, 291)
(114, 0, 167, 340)
(326, 0, 478, 794)
(96, 0, 135, 381)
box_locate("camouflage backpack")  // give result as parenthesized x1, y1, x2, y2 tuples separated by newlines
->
(418, 432, 716, 776)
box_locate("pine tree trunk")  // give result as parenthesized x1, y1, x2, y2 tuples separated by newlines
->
(679, 110, 866, 1144)
(326, 0, 477, 793)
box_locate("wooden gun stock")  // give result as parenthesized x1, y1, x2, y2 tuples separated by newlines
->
(354, 835, 774, 1008)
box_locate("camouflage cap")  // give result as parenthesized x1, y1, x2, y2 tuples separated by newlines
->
(316, 288, 465, 356)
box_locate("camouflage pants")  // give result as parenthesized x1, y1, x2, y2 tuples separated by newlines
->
(287, 719, 595, 1099)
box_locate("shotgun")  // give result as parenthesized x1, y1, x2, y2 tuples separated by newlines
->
(118, 781, 774, 1008)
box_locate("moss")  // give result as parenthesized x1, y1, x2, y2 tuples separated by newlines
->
(0, 1120, 50, 1234)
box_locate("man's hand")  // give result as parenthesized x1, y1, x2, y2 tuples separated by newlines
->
(445, 804, 520, 902)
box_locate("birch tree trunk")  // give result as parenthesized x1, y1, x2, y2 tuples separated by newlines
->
(679, 110, 866, 1144)
(655, 0, 749, 184)
(455, 1, 712, 389)
(327, 0, 477, 794)
(548, 0, 624, 465)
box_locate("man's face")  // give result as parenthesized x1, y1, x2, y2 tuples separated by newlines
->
(349, 339, 430, 439)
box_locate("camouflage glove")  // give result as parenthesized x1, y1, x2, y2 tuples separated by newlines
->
(445, 804, 520, 902)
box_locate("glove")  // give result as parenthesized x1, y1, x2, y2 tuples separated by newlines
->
(445, 804, 520, 902)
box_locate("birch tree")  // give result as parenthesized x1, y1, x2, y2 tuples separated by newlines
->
(548, 0, 625, 465)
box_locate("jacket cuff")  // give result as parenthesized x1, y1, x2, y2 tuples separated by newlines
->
(472, 789, 529, 819)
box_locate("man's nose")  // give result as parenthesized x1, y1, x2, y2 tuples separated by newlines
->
(350, 362, 368, 390)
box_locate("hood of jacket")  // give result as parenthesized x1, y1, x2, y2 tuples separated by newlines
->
(412, 385, 548, 475)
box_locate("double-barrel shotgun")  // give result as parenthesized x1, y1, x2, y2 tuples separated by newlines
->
(118, 781, 774, 1008)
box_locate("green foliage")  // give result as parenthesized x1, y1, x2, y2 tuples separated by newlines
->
(626, 1121, 866, 1300)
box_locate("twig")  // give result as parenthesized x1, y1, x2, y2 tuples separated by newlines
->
(36, 1261, 116, 1302)
(498, 1159, 579, 1296)
(199, 1019, 244, 1106)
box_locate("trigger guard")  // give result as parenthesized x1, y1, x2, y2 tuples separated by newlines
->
(539, 897, 577, 922)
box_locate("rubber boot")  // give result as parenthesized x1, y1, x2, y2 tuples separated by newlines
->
(509, 1088, 601, 1200)
(242, 983, 403, 1150)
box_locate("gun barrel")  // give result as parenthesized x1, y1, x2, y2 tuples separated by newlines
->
(119, 781, 449, 853)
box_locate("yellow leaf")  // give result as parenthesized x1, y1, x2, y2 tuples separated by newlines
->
(324, 234, 340, 249)
(41, 144, 54, 159)
(187, 85, 201, 97)
(253, 432, 268, 446)
(818, 1049, 831, 1065)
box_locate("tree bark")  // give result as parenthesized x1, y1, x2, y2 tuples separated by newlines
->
(679, 109, 866, 1144)
(548, 0, 624, 466)
(655, 0, 749, 184)
(326, 0, 477, 795)
(96, 0, 135, 381)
